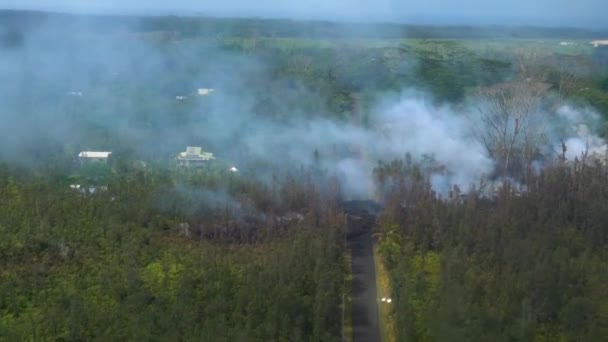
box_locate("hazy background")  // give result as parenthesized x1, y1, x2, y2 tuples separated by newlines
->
(3, 0, 607, 28)
(0, 3, 606, 199)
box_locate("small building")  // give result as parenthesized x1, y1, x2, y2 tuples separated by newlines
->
(69, 184, 108, 195)
(591, 40, 608, 48)
(78, 151, 112, 163)
(177, 146, 215, 167)
(197, 88, 214, 96)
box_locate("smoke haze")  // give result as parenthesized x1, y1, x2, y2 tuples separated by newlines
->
(552, 106, 608, 162)
(4, 0, 608, 28)
(1, 13, 607, 200)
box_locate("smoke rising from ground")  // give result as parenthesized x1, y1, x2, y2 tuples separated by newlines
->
(552, 106, 608, 161)
(1, 16, 606, 201)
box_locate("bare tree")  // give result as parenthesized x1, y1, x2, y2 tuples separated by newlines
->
(550, 54, 594, 105)
(512, 47, 549, 81)
(474, 80, 550, 177)
(555, 60, 575, 105)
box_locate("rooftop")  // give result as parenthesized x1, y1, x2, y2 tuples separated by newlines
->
(78, 151, 112, 159)
(197, 88, 215, 96)
(177, 146, 215, 161)
(591, 40, 608, 47)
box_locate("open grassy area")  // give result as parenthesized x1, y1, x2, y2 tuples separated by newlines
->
(224, 36, 598, 56)
(374, 246, 397, 342)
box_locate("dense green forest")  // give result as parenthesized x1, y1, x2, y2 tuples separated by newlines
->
(0, 164, 345, 340)
(375, 158, 608, 341)
(1, 10, 608, 341)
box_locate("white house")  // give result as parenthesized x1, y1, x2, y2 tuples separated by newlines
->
(591, 40, 608, 48)
(197, 88, 215, 96)
(78, 151, 112, 163)
(69, 184, 108, 195)
(177, 146, 215, 167)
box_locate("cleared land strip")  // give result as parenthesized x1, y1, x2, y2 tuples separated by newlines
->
(348, 231, 381, 342)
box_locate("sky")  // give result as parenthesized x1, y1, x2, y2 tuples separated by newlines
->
(2, 0, 607, 28)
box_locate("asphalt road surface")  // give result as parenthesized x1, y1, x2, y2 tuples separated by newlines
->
(348, 230, 381, 342)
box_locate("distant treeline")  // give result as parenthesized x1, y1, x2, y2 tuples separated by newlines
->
(2, 10, 608, 39)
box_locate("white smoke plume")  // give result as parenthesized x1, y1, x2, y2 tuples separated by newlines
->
(217, 92, 496, 199)
(553, 105, 607, 162)
(371, 95, 494, 194)
(1, 14, 607, 202)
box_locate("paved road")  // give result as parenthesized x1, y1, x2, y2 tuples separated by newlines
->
(348, 230, 381, 342)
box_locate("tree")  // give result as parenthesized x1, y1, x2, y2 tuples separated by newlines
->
(512, 47, 549, 81)
(549, 54, 595, 105)
(474, 79, 550, 177)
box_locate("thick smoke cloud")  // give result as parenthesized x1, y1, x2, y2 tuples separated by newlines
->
(1, 17, 606, 201)
(551, 106, 607, 162)
(372, 97, 493, 192)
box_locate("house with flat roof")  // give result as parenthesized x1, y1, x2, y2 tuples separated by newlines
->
(591, 40, 608, 48)
(69, 184, 108, 196)
(197, 88, 214, 96)
(78, 151, 112, 163)
(177, 146, 215, 167)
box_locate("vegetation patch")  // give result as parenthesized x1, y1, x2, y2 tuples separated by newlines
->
(374, 245, 397, 342)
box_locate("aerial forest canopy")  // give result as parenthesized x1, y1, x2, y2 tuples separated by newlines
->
(0, 10, 608, 341)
